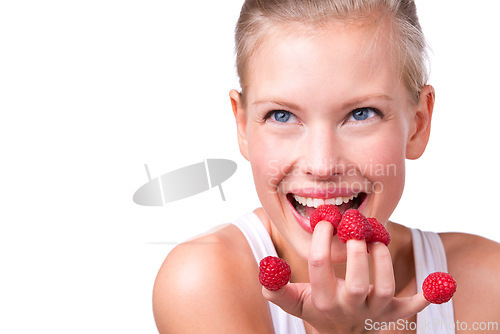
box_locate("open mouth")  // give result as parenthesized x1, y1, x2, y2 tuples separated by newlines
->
(287, 192, 367, 219)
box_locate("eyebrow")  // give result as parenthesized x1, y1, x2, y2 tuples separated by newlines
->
(341, 94, 394, 110)
(252, 99, 302, 110)
(253, 94, 394, 110)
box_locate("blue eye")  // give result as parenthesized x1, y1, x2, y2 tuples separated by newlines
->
(273, 110, 291, 122)
(348, 107, 380, 122)
(267, 110, 297, 123)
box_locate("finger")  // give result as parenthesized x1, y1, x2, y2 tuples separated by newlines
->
(308, 220, 337, 308)
(341, 239, 370, 306)
(367, 242, 395, 310)
(389, 293, 430, 321)
(261, 283, 310, 318)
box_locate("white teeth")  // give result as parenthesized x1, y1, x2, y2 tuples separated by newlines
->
(324, 198, 335, 205)
(293, 194, 359, 209)
(313, 198, 325, 207)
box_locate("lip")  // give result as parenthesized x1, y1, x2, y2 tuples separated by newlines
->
(286, 195, 314, 233)
(286, 190, 369, 234)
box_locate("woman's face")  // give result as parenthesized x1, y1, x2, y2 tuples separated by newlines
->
(231, 22, 432, 262)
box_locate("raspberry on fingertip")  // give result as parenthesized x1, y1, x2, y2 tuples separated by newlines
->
(259, 256, 291, 291)
(309, 205, 342, 235)
(337, 209, 372, 243)
(367, 217, 391, 246)
(422, 272, 457, 304)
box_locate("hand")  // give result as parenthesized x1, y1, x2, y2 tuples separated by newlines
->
(262, 221, 429, 334)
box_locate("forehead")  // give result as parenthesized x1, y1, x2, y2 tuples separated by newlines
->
(245, 21, 408, 104)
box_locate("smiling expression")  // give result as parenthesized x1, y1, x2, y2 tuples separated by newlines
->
(231, 21, 432, 261)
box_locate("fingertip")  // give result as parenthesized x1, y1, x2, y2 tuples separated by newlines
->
(261, 283, 307, 319)
(391, 292, 431, 321)
(312, 220, 334, 235)
(409, 292, 431, 316)
(416, 292, 431, 310)
(368, 241, 382, 248)
(368, 241, 391, 258)
(346, 239, 368, 253)
(309, 220, 335, 262)
(261, 284, 287, 302)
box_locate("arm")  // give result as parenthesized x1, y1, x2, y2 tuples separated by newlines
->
(442, 233, 500, 333)
(152, 232, 274, 334)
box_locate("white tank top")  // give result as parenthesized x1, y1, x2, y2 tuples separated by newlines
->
(231, 212, 455, 334)
(410, 229, 456, 333)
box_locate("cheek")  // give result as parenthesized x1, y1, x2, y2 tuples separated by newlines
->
(353, 128, 407, 219)
(247, 130, 296, 188)
(369, 137, 405, 177)
(351, 121, 407, 174)
(250, 158, 281, 196)
(247, 135, 286, 205)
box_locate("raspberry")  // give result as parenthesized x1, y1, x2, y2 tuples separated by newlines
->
(367, 217, 391, 246)
(337, 209, 372, 243)
(258, 256, 291, 291)
(422, 272, 457, 304)
(310, 204, 342, 235)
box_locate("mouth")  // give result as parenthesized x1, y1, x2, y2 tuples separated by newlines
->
(286, 192, 367, 232)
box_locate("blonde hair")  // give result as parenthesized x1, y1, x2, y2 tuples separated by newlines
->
(235, 0, 429, 102)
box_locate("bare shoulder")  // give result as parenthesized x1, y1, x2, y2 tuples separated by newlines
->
(440, 232, 500, 271)
(152, 223, 273, 334)
(440, 232, 500, 330)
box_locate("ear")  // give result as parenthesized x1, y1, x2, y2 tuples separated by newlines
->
(229, 89, 250, 161)
(406, 85, 435, 160)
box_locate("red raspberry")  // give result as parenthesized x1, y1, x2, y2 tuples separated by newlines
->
(337, 209, 372, 243)
(422, 272, 457, 304)
(258, 256, 291, 291)
(310, 204, 342, 235)
(367, 217, 391, 246)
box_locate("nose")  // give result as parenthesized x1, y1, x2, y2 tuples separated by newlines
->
(302, 126, 344, 180)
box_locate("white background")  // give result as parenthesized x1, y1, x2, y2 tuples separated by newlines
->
(1, 1, 499, 333)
